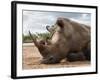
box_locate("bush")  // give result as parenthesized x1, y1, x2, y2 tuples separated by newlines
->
(23, 32, 51, 43)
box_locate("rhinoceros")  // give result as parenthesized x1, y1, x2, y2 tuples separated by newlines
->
(29, 17, 90, 64)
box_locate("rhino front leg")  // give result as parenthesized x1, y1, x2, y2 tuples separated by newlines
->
(41, 55, 61, 64)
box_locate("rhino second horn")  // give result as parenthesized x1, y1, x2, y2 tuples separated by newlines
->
(46, 25, 51, 32)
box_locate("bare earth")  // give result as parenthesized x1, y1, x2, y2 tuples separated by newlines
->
(22, 43, 90, 70)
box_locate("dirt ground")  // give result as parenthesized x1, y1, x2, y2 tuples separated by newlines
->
(22, 43, 90, 70)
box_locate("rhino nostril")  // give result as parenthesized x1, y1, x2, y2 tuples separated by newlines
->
(39, 41, 45, 45)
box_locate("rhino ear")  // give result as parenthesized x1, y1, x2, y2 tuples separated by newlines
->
(57, 18, 64, 28)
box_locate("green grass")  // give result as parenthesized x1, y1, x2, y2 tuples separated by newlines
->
(23, 32, 52, 43)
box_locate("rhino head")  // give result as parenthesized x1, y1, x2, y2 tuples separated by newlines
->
(29, 31, 62, 64)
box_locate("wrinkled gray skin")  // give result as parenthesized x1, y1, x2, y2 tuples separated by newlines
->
(29, 18, 90, 64)
(46, 22, 90, 62)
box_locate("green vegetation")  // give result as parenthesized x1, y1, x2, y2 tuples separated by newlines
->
(23, 32, 52, 43)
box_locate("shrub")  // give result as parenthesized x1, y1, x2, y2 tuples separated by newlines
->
(23, 32, 51, 43)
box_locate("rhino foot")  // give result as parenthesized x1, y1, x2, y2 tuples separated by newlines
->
(83, 49, 91, 61)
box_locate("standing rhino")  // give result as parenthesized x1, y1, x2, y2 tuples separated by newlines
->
(29, 17, 90, 64)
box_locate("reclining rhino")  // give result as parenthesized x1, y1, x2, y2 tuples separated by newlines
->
(29, 17, 90, 64)
(46, 20, 90, 62)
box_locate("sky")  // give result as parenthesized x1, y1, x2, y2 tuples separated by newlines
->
(23, 10, 91, 35)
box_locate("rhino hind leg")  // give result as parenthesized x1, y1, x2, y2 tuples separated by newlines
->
(83, 49, 91, 61)
(66, 52, 86, 62)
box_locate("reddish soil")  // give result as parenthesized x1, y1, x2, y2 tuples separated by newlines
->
(22, 43, 90, 70)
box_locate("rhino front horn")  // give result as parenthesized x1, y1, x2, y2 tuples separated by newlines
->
(28, 31, 46, 52)
(29, 31, 37, 45)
